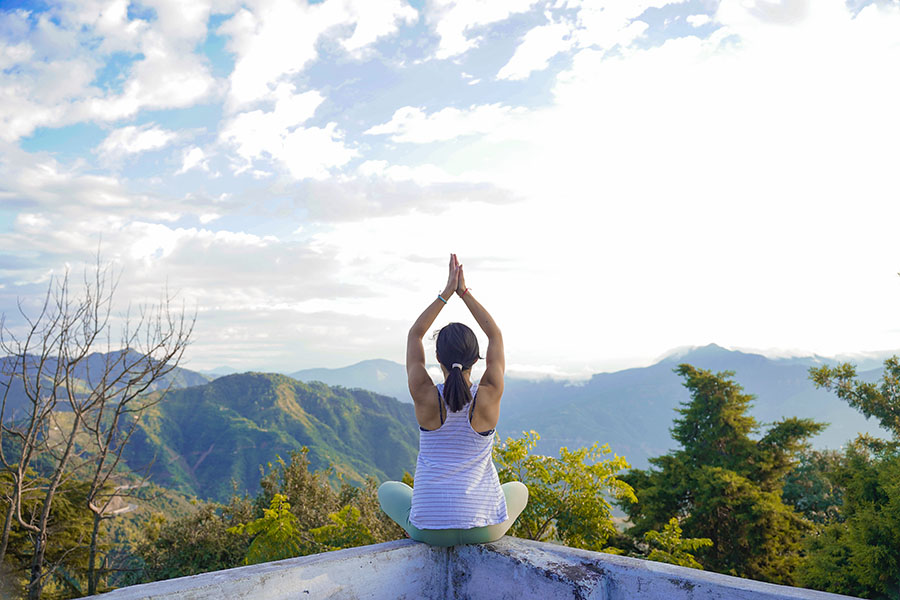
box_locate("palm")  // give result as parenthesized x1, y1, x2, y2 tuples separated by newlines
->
(444, 254, 459, 295)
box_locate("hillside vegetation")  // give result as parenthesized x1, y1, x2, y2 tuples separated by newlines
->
(122, 372, 418, 501)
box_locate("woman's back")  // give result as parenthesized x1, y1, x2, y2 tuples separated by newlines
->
(410, 383, 507, 529)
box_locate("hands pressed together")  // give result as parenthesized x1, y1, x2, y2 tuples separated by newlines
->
(442, 253, 468, 300)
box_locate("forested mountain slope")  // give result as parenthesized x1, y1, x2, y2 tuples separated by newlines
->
(122, 372, 418, 501)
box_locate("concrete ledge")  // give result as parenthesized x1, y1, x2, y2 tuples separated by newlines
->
(93, 537, 861, 600)
(93, 540, 440, 599)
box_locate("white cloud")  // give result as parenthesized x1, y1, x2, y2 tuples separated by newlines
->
(358, 160, 462, 185)
(219, 84, 356, 179)
(571, 0, 688, 49)
(220, 0, 417, 108)
(97, 123, 180, 157)
(0, 40, 34, 69)
(177, 146, 210, 174)
(0, 144, 233, 264)
(686, 14, 712, 27)
(497, 22, 573, 80)
(279, 123, 357, 179)
(15, 213, 51, 233)
(0, 1, 216, 141)
(427, 0, 541, 59)
(364, 103, 528, 143)
(340, 0, 418, 53)
(79, 45, 216, 122)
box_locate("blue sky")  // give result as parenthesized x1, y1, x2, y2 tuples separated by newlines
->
(2, 0, 900, 377)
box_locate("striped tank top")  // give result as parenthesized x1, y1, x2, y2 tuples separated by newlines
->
(409, 382, 508, 529)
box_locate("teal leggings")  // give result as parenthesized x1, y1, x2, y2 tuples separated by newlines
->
(378, 481, 528, 547)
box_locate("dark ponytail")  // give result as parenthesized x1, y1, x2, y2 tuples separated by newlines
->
(435, 322, 481, 413)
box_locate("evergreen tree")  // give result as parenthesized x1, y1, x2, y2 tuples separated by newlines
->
(798, 360, 900, 598)
(229, 494, 304, 565)
(643, 517, 712, 569)
(621, 364, 824, 584)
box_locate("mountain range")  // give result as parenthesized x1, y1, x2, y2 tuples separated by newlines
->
(287, 345, 892, 469)
(4, 345, 893, 501)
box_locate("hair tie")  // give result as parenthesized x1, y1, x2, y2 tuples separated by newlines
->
(451, 363, 463, 370)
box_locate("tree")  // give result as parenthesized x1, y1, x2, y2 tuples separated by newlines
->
(255, 450, 340, 534)
(797, 360, 900, 598)
(309, 505, 376, 552)
(127, 496, 254, 585)
(810, 358, 900, 438)
(493, 430, 636, 551)
(621, 365, 825, 584)
(781, 448, 844, 525)
(0, 259, 193, 599)
(228, 494, 304, 565)
(643, 517, 712, 569)
(1, 471, 95, 599)
(335, 477, 405, 545)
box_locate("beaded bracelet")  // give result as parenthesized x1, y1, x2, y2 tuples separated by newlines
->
(437, 294, 448, 304)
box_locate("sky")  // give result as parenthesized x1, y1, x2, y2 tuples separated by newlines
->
(1, 0, 900, 378)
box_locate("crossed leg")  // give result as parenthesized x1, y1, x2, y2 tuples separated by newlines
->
(378, 481, 529, 547)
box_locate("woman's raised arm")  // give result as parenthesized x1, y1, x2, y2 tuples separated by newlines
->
(407, 254, 459, 406)
(456, 265, 504, 428)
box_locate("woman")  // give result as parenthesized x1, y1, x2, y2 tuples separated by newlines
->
(378, 254, 528, 546)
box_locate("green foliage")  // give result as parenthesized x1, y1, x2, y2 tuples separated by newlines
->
(810, 357, 900, 438)
(622, 365, 825, 584)
(798, 437, 900, 598)
(494, 430, 636, 551)
(335, 477, 405, 545)
(125, 496, 254, 585)
(125, 448, 406, 584)
(256, 450, 341, 532)
(229, 494, 304, 565)
(643, 517, 712, 570)
(782, 448, 844, 524)
(310, 505, 375, 552)
(1, 473, 96, 600)
(798, 357, 900, 598)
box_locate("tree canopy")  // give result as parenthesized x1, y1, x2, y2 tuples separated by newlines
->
(493, 430, 635, 551)
(622, 364, 825, 584)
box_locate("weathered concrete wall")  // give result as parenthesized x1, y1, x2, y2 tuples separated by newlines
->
(92, 537, 861, 600)
(455, 538, 860, 600)
(93, 540, 443, 600)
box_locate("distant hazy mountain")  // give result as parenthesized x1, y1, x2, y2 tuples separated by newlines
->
(123, 372, 418, 502)
(197, 365, 241, 378)
(291, 359, 411, 403)
(498, 344, 891, 469)
(0, 350, 210, 419)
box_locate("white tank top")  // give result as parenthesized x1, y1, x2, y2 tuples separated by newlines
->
(409, 383, 508, 529)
